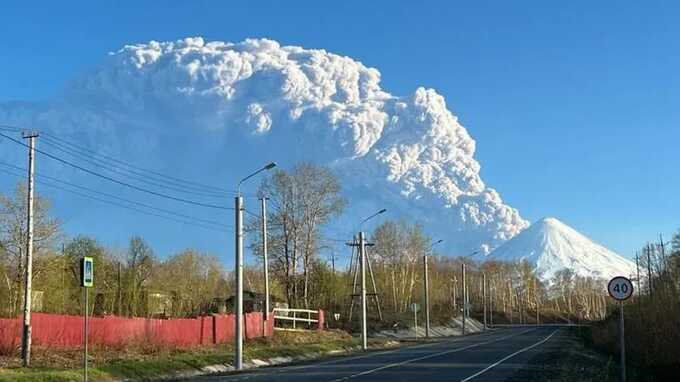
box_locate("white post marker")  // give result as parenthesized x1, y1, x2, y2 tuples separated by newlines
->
(607, 276, 633, 382)
(81, 257, 94, 382)
(411, 303, 420, 338)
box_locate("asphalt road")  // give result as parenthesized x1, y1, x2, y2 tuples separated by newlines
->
(192, 327, 562, 382)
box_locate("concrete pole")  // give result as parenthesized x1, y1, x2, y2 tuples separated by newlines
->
(483, 273, 487, 331)
(261, 197, 270, 336)
(461, 263, 466, 336)
(423, 254, 430, 338)
(234, 195, 244, 370)
(489, 280, 494, 326)
(414, 306, 418, 338)
(359, 231, 367, 350)
(21, 133, 37, 367)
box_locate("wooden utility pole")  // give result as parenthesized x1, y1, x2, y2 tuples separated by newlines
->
(21, 132, 38, 367)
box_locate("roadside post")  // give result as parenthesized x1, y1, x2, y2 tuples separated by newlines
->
(80, 257, 94, 382)
(411, 303, 420, 338)
(607, 276, 633, 382)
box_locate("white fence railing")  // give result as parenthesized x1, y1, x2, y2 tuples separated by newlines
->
(272, 308, 319, 330)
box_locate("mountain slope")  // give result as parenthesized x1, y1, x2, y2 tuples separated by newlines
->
(487, 217, 636, 281)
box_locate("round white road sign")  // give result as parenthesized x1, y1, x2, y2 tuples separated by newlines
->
(608, 276, 634, 301)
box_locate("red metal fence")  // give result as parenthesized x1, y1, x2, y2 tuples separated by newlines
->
(0, 312, 281, 349)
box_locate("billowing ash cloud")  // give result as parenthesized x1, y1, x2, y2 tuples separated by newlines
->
(0, 37, 528, 254)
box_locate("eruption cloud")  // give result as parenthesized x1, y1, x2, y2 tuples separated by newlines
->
(0, 37, 528, 254)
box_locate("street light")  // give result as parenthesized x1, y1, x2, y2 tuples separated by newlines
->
(423, 239, 443, 338)
(234, 162, 277, 371)
(357, 208, 386, 350)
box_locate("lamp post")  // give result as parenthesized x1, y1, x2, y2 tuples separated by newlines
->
(460, 251, 478, 336)
(234, 162, 276, 371)
(423, 239, 443, 338)
(357, 208, 386, 350)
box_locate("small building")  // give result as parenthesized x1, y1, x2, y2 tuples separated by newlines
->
(224, 290, 266, 313)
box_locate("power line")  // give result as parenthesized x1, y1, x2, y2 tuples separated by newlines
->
(39, 134, 232, 198)
(0, 161, 230, 229)
(1, 124, 235, 195)
(0, 166, 230, 233)
(0, 131, 233, 211)
(40, 136, 228, 198)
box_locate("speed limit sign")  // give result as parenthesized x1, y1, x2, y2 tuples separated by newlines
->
(608, 276, 633, 301)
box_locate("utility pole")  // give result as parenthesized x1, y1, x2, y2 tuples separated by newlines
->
(21, 132, 37, 367)
(117, 262, 122, 316)
(234, 194, 244, 370)
(260, 197, 270, 336)
(646, 243, 653, 298)
(423, 254, 430, 338)
(359, 231, 367, 350)
(461, 263, 466, 336)
(534, 279, 540, 325)
(234, 162, 276, 371)
(635, 253, 641, 314)
(489, 279, 494, 326)
(482, 273, 487, 331)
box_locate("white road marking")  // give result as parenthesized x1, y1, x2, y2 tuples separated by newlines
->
(210, 329, 511, 381)
(459, 329, 559, 382)
(328, 329, 535, 382)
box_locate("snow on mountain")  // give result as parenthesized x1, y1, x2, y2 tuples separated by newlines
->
(486, 217, 636, 281)
(0, 37, 528, 255)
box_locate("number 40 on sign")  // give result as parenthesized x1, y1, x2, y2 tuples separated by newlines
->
(608, 276, 633, 301)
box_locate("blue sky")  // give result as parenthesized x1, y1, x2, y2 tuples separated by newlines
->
(1, 1, 678, 258)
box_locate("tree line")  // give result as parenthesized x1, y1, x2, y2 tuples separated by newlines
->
(1, 163, 627, 327)
(590, 231, 680, 376)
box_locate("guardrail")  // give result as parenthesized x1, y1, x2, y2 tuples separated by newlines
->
(272, 308, 324, 330)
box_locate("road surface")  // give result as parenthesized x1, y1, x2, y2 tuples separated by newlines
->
(192, 327, 562, 382)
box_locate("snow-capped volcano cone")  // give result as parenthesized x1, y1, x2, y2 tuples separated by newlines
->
(487, 217, 636, 281)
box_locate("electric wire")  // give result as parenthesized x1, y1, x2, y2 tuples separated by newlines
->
(0, 167, 230, 233)
(39, 134, 232, 198)
(0, 131, 233, 210)
(0, 124, 234, 195)
(40, 136, 227, 199)
(0, 161, 230, 229)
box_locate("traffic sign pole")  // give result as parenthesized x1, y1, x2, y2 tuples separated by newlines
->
(81, 257, 94, 382)
(620, 301, 626, 382)
(607, 276, 632, 382)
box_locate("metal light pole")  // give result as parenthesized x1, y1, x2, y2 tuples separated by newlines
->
(235, 162, 276, 371)
(357, 208, 386, 350)
(261, 197, 270, 337)
(423, 239, 442, 338)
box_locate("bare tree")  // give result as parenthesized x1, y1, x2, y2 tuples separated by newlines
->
(254, 163, 345, 308)
(0, 183, 60, 317)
